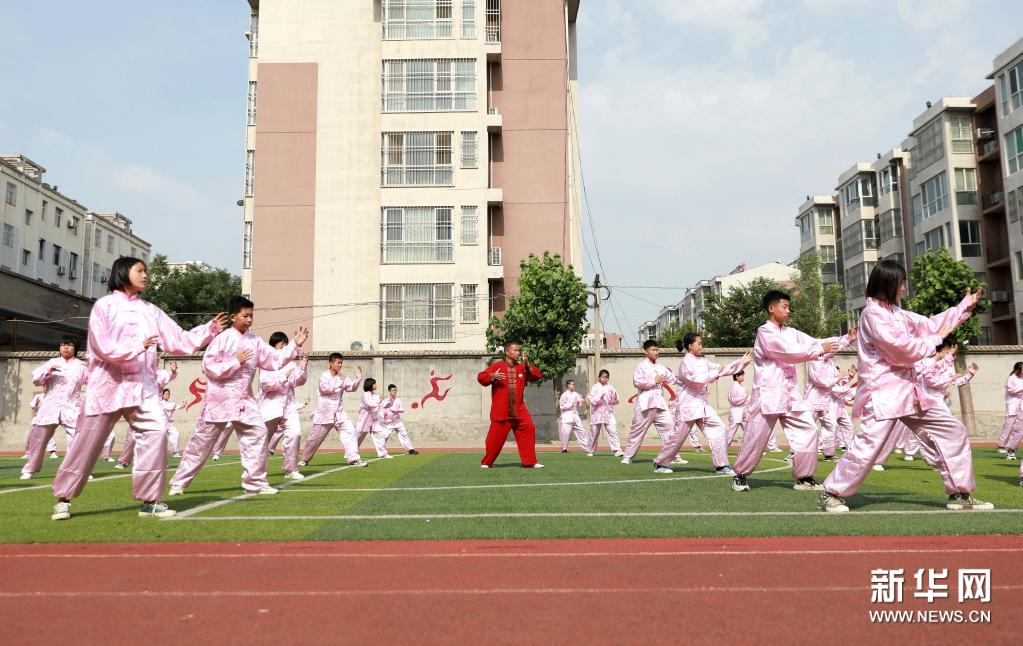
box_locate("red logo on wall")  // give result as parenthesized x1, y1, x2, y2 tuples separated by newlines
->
(186, 377, 207, 411)
(411, 371, 453, 409)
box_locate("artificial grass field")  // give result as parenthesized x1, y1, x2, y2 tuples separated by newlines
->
(1, 446, 1021, 544)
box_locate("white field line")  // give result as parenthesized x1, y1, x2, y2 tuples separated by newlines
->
(171, 454, 406, 519)
(0, 459, 243, 497)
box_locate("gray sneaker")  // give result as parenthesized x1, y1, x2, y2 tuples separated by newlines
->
(946, 494, 994, 511)
(138, 502, 176, 518)
(653, 465, 673, 474)
(793, 477, 825, 491)
(51, 501, 71, 521)
(817, 491, 849, 513)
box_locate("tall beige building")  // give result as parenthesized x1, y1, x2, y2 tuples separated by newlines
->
(992, 38, 1023, 341)
(241, 0, 583, 351)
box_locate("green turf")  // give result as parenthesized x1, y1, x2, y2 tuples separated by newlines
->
(1, 447, 1021, 543)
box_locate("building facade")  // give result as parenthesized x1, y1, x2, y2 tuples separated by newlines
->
(241, 0, 583, 351)
(993, 38, 1023, 342)
(795, 195, 840, 285)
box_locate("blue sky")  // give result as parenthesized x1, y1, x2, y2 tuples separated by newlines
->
(1, 1, 1020, 344)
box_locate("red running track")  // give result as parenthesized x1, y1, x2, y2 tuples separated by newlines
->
(0, 535, 1019, 645)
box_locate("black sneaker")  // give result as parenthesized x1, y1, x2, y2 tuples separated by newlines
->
(822, 455, 835, 462)
(793, 477, 824, 491)
(408, 449, 419, 455)
(560, 449, 568, 453)
(731, 474, 750, 492)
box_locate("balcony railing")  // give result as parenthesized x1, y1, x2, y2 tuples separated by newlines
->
(983, 191, 1005, 210)
(992, 301, 1015, 319)
(981, 139, 1000, 157)
(986, 239, 1010, 262)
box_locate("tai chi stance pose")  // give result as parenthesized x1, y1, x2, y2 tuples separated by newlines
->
(621, 340, 683, 465)
(21, 337, 87, 480)
(379, 385, 418, 455)
(257, 332, 309, 480)
(558, 379, 588, 453)
(302, 353, 365, 466)
(477, 340, 544, 468)
(586, 369, 622, 456)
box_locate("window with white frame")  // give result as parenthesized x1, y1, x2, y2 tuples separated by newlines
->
(879, 209, 903, 242)
(5, 181, 15, 206)
(461, 205, 478, 244)
(24, 209, 32, 225)
(949, 114, 973, 154)
(248, 12, 258, 56)
(21, 249, 30, 266)
(816, 208, 833, 234)
(243, 221, 252, 269)
(381, 207, 454, 263)
(911, 118, 944, 176)
(381, 132, 453, 186)
(879, 167, 895, 195)
(919, 171, 949, 220)
(959, 220, 981, 257)
(1001, 73, 1011, 116)
(862, 218, 878, 250)
(130, 246, 136, 258)
(844, 262, 871, 299)
(1006, 126, 1023, 175)
(1004, 62, 1023, 115)
(841, 180, 859, 211)
(461, 131, 478, 168)
(842, 221, 864, 258)
(858, 175, 875, 206)
(924, 226, 944, 252)
(382, 0, 453, 40)
(382, 59, 475, 112)
(380, 283, 454, 342)
(54, 207, 62, 228)
(247, 81, 257, 125)
(819, 245, 837, 275)
(460, 283, 478, 323)
(2, 223, 14, 248)
(107, 234, 114, 253)
(485, 0, 500, 43)
(461, 0, 475, 38)
(245, 150, 255, 196)
(955, 167, 977, 205)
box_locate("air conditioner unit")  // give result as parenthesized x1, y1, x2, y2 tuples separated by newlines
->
(56, 266, 66, 276)
(350, 341, 372, 351)
(488, 107, 499, 115)
(489, 247, 502, 266)
(69, 269, 78, 279)
(992, 291, 1009, 302)
(67, 217, 79, 229)
(977, 128, 995, 140)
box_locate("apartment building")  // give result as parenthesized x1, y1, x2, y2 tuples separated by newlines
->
(992, 38, 1023, 342)
(241, 0, 583, 351)
(795, 195, 840, 285)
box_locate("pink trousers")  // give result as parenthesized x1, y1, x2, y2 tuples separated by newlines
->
(823, 404, 976, 497)
(656, 413, 729, 468)
(586, 420, 621, 453)
(304, 418, 360, 463)
(812, 409, 838, 457)
(998, 416, 1016, 447)
(116, 428, 135, 466)
(624, 408, 674, 460)
(52, 396, 167, 502)
(170, 420, 270, 492)
(1004, 415, 1023, 451)
(357, 423, 392, 458)
(734, 407, 818, 480)
(559, 414, 588, 451)
(212, 424, 232, 456)
(22, 423, 77, 476)
(265, 411, 302, 474)
(381, 421, 416, 452)
(268, 427, 285, 452)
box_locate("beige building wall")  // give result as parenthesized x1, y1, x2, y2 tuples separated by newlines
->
(992, 38, 1023, 341)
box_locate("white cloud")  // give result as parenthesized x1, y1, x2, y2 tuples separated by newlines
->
(649, 0, 770, 58)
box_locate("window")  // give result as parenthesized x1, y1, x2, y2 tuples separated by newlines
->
(911, 118, 944, 176)
(41, 199, 47, 221)
(382, 59, 475, 112)
(243, 221, 252, 269)
(380, 283, 454, 342)
(460, 131, 478, 168)
(461, 205, 478, 244)
(915, 241, 925, 257)
(859, 176, 876, 206)
(382, 0, 454, 40)
(485, 0, 500, 42)
(954, 168, 977, 205)
(949, 114, 973, 154)
(1005, 62, 1023, 114)
(884, 252, 905, 267)
(959, 221, 981, 257)
(919, 171, 949, 220)
(844, 262, 872, 299)
(247, 81, 257, 125)
(381, 132, 453, 186)
(94, 228, 101, 247)
(130, 246, 136, 258)
(1007, 126, 1023, 175)
(93, 262, 102, 283)
(863, 219, 878, 250)
(879, 209, 903, 242)
(38, 238, 45, 258)
(879, 167, 897, 195)
(21, 249, 30, 266)
(381, 207, 454, 263)
(816, 208, 833, 234)
(841, 180, 860, 211)
(248, 11, 258, 56)
(820, 245, 837, 275)
(4, 181, 15, 205)
(1010, 189, 1019, 223)
(107, 234, 114, 253)
(842, 220, 876, 256)
(1017, 251, 1023, 280)
(69, 252, 79, 278)
(24, 209, 32, 225)
(798, 213, 811, 241)
(245, 150, 255, 196)
(52, 244, 62, 265)
(460, 283, 478, 323)
(461, 0, 475, 38)
(924, 227, 944, 252)
(2, 223, 14, 247)
(54, 207, 62, 228)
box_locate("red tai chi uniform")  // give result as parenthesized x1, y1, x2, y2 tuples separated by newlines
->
(478, 359, 542, 467)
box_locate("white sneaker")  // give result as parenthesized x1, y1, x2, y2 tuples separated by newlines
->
(138, 502, 176, 518)
(19, 473, 31, 480)
(212, 454, 220, 461)
(168, 486, 184, 496)
(21, 453, 28, 460)
(51, 502, 71, 521)
(671, 456, 688, 465)
(1007, 453, 1017, 461)
(997, 447, 1008, 454)
(480, 464, 490, 469)
(284, 471, 305, 481)
(104, 457, 115, 463)
(532, 463, 545, 469)
(586, 453, 594, 457)
(87, 475, 93, 481)
(348, 460, 369, 468)
(895, 449, 903, 455)
(113, 463, 127, 470)
(298, 460, 308, 467)
(653, 466, 673, 474)
(903, 455, 914, 462)
(49, 452, 59, 459)
(256, 486, 279, 495)
(381, 454, 394, 459)
(171, 452, 181, 458)
(872, 464, 885, 472)
(613, 450, 624, 457)
(620, 457, 632, 464)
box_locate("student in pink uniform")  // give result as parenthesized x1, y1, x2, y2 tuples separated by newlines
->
(818, 260, 991, 512)
(211, 422, 233, 461)
(996, 362, 1023, 453)
(302, 353, 365, 467)
(732, 290, 853, 493)
(380, 385, 419, 455)
(113, 362, 178, 469)
(23, 393, 57, 459)
(160, 388, 187, 457)
(805, 355, 850, 462)
(622, 340, 682, 464)
(268, 400, 309, 455)
(21, 337, 87, 480)
(653, 334, 751, 475)
(726, 371, 748, 446)
(558, 380, 588, 453)
(169, 296, 307, 496)
(586, 369, 622, 457)
(257, 332, 309, 480)
(830, 367, 856, 451)
(355, 378, 393, 459)
(49, 257, 226, 521)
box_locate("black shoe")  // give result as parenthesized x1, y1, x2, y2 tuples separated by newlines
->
(560, 449, 568, 453)
(823, 455, 835, 462)
(408, 449, 419, 455)
(731, 474, 750, 491)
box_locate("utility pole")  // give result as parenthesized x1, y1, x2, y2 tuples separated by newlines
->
(589, 274, 610, 380)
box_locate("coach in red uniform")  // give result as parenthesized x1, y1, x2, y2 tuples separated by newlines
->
(477, 340, 544, 469)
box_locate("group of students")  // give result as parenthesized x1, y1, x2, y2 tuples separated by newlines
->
(19, 256, 417, 522)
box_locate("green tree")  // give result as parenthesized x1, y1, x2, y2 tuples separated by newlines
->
(789, 252, 848, 337)
(701, 277, 782, 347)
(143, 254, 241, 329)
(485, 252, 588, 397)
(656, 321, 698, 351)
(905, 248, 990, 434)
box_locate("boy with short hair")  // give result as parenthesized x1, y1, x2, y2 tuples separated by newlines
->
(622, 340, 680, 465)
(380, 384, 418, 455)
(558, 379, 587, 453)
(20, 336, 87, 479)
(303, 353, 365, 466)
